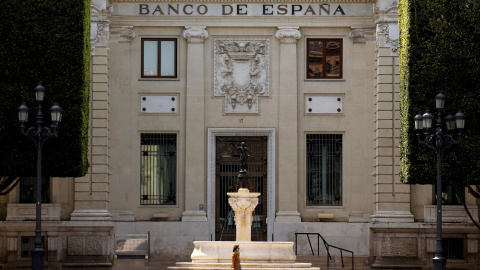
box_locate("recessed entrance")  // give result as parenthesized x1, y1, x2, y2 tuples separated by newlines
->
(215, 136, 267, 241)
(207, 128, 275, 241)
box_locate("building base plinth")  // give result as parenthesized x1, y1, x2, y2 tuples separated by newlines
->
(70, 209, 112, 221)
(181, 211, 208, 222)
(371, 211, 414, 223)
(275, 211, 301, 222)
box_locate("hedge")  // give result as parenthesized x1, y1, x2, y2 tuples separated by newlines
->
(0, 1, 90, 177)
(399, 0, 480, 185)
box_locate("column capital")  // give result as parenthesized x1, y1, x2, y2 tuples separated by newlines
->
(348, 26, 375, 44)
(275, 27, 301, 44)
(182, 26, 209, 44)
(110, 25, 136, 44)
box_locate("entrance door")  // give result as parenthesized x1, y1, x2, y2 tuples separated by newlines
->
(215, 136, 267, 241)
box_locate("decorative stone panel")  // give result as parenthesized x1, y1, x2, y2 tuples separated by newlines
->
(377, 237, 417, 257)
(67, 235, 105, 256)
(305, 95, 343, 114)
(214, 38, 270, 114)
(140, 95, 179, 114)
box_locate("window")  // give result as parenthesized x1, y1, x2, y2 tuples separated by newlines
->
(307, 39, 342, 79)
(21, 236, 45, 258)
(141, 38, 177, 78)
(20, 177, 50, 203)
(140, 133, 177, 205)
(434, 183, 465, 205)
(306, 134, 342, 206)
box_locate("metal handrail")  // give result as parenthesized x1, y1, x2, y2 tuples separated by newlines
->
(295, 233, 354, 270)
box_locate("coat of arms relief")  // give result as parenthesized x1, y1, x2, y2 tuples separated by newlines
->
(214, 39, 269, 114)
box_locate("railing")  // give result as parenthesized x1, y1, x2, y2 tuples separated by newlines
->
(295, 233, 354, 269)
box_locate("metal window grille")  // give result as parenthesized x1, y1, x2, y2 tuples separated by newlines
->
(140, 133, 177, 205)
(443, 238, 464, 260)
(306, 134, 342, 206)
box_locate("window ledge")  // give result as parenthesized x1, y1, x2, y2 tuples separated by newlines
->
(138, 78, 180, 82)
(424, 205, 479, 223)
(304, 79, 346, 82)
(6, 203, 61, 221)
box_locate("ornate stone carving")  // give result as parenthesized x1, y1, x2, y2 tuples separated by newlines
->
(229, 197, 259, 227)
(227, 189, 260, 241)
(110, 25, 136, 43)
(214, 38, 269, 114)
(90, 5, 111, 53)
(275, 27, 301, 44)
(348, 26, 375, 44)
(374, 1, 398, 24)
(182, 26, 208, 43)
(377, 23, 399, 52)
(374, 1, 399, 52)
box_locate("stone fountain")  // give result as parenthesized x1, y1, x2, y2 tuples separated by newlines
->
(168, 143, 319, 269)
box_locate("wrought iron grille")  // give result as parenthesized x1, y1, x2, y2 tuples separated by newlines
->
(306, 134, 343, 206)
(216, 136, 267, 241)
(140, 133, 177, 205)
(443, 238, 464, 260)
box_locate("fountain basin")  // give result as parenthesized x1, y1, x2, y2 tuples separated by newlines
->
(191, 241, 296, 263)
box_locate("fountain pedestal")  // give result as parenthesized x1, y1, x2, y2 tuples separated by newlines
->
(227, 188, 260, 241)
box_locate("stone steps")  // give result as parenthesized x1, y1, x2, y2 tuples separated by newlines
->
(168, 262, 319, 269)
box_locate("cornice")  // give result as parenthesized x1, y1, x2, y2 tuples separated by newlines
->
(110, 0, 375, 3)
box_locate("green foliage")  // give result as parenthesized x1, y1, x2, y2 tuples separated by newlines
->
(399, 0, 480, 184)
(0, 1, 91, 177)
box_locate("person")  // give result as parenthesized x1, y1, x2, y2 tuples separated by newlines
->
(231, 245, 241, 270)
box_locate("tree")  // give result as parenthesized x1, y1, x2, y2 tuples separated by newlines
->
(399, 0, 480, 228)
(0, 1, 91, 194)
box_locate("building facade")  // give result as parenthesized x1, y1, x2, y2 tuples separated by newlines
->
(1, 0, 479, 269)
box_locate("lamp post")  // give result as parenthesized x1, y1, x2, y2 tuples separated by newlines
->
(18, 83, 62, 270)
(413, 92, 465, 270)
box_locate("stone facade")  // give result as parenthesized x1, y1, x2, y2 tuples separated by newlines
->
(0, 0, 479, 269)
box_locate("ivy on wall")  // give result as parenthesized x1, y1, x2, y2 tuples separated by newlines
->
(399, 0, 480, 184)
(0, 1, 91, 177)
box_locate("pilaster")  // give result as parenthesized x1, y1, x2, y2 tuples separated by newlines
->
(371, 0, 413, 222)
(274, 27, 301, 222)
(71, 2, 112, 221)
(182, 26, 209, 222)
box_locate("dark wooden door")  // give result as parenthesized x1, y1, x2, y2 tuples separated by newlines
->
(215, 136, 267, 241)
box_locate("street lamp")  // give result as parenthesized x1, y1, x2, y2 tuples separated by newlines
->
(18, 83, 62, 270)
(414, 92, 465, 270)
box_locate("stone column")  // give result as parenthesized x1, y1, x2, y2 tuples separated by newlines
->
(371, 0, 413, 222)
(181, 26, 209, 221)
(274, 27, 301, 222)
(71, 3, 113, 221)
(228, 189, 260, 241)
